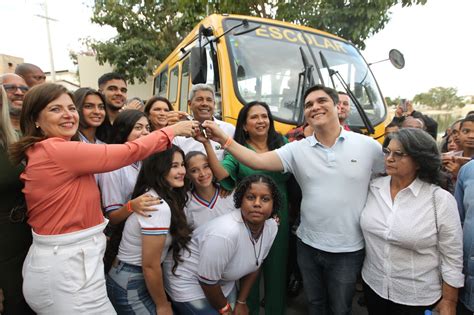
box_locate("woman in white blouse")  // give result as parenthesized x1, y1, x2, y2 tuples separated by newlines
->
(360, 128, 464, 315)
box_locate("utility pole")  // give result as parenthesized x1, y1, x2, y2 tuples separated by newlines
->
(36, 0, 58, 82)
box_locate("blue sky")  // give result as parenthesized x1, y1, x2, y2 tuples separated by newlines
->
(1, 0, 472, 99)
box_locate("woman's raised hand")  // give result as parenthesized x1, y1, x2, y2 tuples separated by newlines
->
(166, 111, 189, 126)
(201, 120, 228, 144)
(170, 120, 200, 137)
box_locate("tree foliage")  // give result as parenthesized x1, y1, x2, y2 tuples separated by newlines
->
(385, 96, 402, 107)
(413, 87, 465, 109)
(89, 0, 427, 83)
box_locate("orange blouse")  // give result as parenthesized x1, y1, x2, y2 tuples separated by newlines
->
(21, 127, 174, 235)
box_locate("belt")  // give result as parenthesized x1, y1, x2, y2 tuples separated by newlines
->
(112, 258, 142, 272)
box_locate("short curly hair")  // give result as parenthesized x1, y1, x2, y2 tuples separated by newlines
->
(233, 174, 281, 218)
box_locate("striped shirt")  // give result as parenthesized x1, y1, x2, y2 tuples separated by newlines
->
(98, 162, 141, 213)
(184, 186, 235, 229)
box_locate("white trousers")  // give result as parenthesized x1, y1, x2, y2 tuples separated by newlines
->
(22, 220, 116, 314)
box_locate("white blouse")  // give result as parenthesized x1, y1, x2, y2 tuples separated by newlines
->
(360, 176, 464, 306)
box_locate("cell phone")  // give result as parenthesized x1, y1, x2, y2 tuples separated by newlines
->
(186, 115, 208, 139)
(400, 99, 408, 112)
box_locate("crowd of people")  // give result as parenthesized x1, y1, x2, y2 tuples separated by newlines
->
(1, 63, 474, 315)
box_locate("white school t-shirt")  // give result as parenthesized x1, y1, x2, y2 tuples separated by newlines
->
(163, 210, 278, 302)
(117, 189, 172, 266)
(184, 186, 235, 229)
(98, 162, 141, 213)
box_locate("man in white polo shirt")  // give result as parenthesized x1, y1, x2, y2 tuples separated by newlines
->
(173, 84, 235, 160)
(203, 84, 384, 314)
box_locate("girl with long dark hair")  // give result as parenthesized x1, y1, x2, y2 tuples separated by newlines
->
(107, 146, 192, 315)
(98, 110, 164, 271)
(73, 87, 110, 144)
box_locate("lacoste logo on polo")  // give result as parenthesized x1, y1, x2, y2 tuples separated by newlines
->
(215, 145, 222, 150)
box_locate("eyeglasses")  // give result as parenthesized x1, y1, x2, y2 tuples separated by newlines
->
(382, 147, 409, 160)
(2, 84, 29, 93)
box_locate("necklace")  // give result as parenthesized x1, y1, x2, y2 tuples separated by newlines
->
(244, 220, 264, 266)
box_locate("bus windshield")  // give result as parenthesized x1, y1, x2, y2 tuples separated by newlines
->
(224, 19, 386, 127)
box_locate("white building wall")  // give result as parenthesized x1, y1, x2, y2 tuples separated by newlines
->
(77, 55, 153, 100)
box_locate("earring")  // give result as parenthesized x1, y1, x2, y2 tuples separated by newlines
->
(35, 124, 40, 129)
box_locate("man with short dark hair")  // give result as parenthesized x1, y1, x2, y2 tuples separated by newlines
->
(0, 74, 29, 130)
(337, 91, 351, 131)
(203, 84, 384, 314)
(98, 72, 128, 124)
(15, 63, 46, 88)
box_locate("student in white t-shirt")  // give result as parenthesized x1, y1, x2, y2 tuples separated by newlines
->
(184, 151, 235, 229)
(98, 110, 163, 271)
(164, 174, 280, 315)
(106, 145, 192, 315)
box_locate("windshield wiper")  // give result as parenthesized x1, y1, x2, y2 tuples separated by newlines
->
(294, 47, 315, 124)
(319, 51, 375, 135)
(299, 31, 324, 86)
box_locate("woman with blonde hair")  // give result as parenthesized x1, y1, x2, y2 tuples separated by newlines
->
(9, 83, 197, 314)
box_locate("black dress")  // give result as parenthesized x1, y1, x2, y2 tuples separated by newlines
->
(0, 146, 34, 314)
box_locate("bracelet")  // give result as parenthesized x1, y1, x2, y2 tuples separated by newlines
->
(236, 300, 246, 305)
(222, 136, 233, 150)
(218, 302, 231, 314)
(126, 200, 133, 213)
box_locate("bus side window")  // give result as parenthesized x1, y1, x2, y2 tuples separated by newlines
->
(168, 66, 179, 104)
(159, 70, 168, 97)
(153, 76, 160, 96)
(179, 58, 190, 112)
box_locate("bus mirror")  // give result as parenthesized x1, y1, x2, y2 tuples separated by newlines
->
(389, 49, 405, 69)
(368, 49, 405, 69)
(190, 46, 207, 84)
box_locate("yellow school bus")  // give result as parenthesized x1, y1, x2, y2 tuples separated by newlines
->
(153, 14, 389, 140)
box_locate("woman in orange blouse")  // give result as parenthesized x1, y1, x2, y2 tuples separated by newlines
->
(9, 83, 197, 314)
